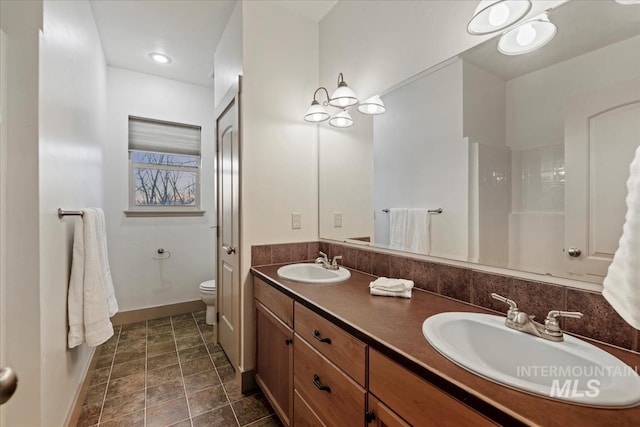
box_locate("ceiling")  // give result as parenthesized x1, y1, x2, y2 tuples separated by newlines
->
(89, 0, 338, 89)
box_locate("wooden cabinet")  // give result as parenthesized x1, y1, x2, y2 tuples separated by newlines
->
(369, 349, 496, 427)
(293, 387, 326, 426)
(255, 278, 294, 426)
(293, 334, 366, 427)
(367, 394, 410, 427)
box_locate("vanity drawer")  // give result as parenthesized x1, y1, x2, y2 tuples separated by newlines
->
(254, 277, 293, 327)
(369, 349, 496, 427)
(293, 389, 326, 427)
(294, 302, 366, 386)
(294, 334, 366, 427)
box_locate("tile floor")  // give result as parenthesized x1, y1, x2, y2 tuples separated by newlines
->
(77, 311, 282, 427)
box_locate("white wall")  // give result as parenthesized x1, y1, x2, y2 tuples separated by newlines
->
(38, 2, 108, 425)
(105, 67, 215, 311)
(373, 61, 468, 260)
(0, 2, 43, 426)
(239, 0, 319, 373)
(214, 1, 242, 108)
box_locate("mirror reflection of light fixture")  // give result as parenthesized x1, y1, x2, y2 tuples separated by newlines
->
(328, 73, 359, 108)
(304, 73, 386, 127)
(498, 14, 557, 56)
(329, 110, 354, 128)
(304, 87, 331, 123)
(467, 0, 532, 35)
(614, 0, 640, 5)
(358, 95, 386, 115)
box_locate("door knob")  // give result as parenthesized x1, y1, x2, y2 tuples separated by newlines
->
(222, 245, 236, 255)
(0, 367, 18, 405)
(567, 247, 582, 257)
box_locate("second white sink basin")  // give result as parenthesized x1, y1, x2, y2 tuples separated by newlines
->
(277, 263, 351, 284)
(422, 312, 640, 407)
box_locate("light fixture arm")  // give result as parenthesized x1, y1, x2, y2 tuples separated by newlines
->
(313, 87, 331, 106)
(337, 72, 347, 87)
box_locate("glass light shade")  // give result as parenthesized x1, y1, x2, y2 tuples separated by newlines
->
(498, 15, 557, 56)
(467, 0, 532, 35)
(304, 101, 330, 123)
(614, 0, 640, 4)
(357, 95, 386, 115)
(329, 84, 359, 108)
(329, 110, 354, 128)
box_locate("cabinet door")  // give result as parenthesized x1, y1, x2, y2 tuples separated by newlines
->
(367, 394, 409, 427)
(255, 301, 293, 426)
(294, 389, 327, 427)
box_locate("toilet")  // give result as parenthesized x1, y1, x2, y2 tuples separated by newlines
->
(199, 280, 216, 325)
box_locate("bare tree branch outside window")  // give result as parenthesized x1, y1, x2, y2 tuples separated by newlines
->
(132, 152, 198, 206)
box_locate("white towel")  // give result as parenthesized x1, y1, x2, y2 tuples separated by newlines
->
(370, 287, 412, 299)
(407, 209, 429, 254)
(603, 145, 640, 329)
(68, 208, 119, 348)
(389, 208, 408, 250)
(370, 277, 414, 292)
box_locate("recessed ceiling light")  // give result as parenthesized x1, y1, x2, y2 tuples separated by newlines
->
(149, 52, 172, 65)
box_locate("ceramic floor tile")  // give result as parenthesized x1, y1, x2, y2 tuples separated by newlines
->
(100, 389, 145, 423)
(109, 358, 145, 380)
(191, 405, 239, 427)
(76, 402, 102, 427)
(146, 378, 185, 407)
(231, 393, 273, 426)
(147, 316, 172, 327)
(217, 365, 236, 383)
(245, 415, 284, 427)
(89, 367, 110, 386)
(179, 345, 209, 363)
(146, 363, 182, 388)
(184, 369, 222, 396)
(146, 396, 190, 427)
(148, 340, 177, 356)
(147, 350, 179, 370)
(98, 409, 145, 427)
(105, 372, 145, 400)
(187, 384, 229, 417)
(181, 356, 214, 377)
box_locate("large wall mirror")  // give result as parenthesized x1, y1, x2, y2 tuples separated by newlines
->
(318, 0, 640, 284)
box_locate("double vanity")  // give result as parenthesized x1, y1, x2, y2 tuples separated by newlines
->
(251, 262, 640, 426)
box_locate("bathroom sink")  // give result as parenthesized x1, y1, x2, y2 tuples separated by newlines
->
(277, 263, 350, 284)
(422, 312, 640, 407)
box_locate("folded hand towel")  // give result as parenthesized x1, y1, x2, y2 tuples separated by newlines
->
(370, 277, 414, 292)
(370, 287, 412, 299)
(603, 145, 640, 329)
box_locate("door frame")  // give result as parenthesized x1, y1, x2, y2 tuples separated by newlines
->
(214, 76, 242, 374)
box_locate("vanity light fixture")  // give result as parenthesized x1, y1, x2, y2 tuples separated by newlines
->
(614, 0, 640, 5)
(149, 52, 172, 64)
(467, 0, 532, 35)
(329, 110, 354, 128)
(357, 95, 386, 115)
(305, 73, 385, 127)
(328, 73, 359, 108)
(304, 87, 331, 123)
(497, 13, 557, 56)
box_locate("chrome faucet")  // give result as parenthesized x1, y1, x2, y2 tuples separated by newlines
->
(491, 293, 583, 342)
(315, 251, 341, 270)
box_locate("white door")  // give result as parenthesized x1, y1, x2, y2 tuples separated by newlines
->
(216, 82, 241, 371)
(565, 80, 640, 282)
(0, 28, 18, 419)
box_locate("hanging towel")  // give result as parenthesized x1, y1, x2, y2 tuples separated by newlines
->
(389, 208, 408, 250)
(603, 145, 640, 329)
(68, 208, 119, 348)
(407, 209, 429, 254)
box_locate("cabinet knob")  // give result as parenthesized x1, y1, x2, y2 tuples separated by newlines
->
(285, 338, 292, 346)
(365, 411, 376, 424)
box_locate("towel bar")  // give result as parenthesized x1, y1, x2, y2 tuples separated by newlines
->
(58, 208, 84, 219)
(382, 208, 443, 214)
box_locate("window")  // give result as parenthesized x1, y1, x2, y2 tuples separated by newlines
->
(127, 116, 203, 216)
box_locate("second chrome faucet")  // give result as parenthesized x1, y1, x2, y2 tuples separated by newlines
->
(315, 251, 342, 270)
(491, 293, 583, 342)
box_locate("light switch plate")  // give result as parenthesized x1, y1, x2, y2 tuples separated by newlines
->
(292, 213, 302, 229)
(334, 212, 343, 228)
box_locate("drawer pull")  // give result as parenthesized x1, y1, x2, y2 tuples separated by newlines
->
(313, 329, 332, 344)
(312, 374, 331, 393)
(285, 338, 292, 346)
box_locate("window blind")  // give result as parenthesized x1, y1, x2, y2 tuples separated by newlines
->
(128, 116, 201, 156)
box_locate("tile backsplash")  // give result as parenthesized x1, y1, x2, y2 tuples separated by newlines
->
(251, 241, 639, 353)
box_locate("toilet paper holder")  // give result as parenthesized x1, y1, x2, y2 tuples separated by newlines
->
(153, 248, 172, 260)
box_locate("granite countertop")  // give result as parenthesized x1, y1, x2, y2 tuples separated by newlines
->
(252, 264, 640, 427)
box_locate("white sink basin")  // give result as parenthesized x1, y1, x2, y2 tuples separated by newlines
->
(422, 312, 640, 407)
(277, 263, 351, 284)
